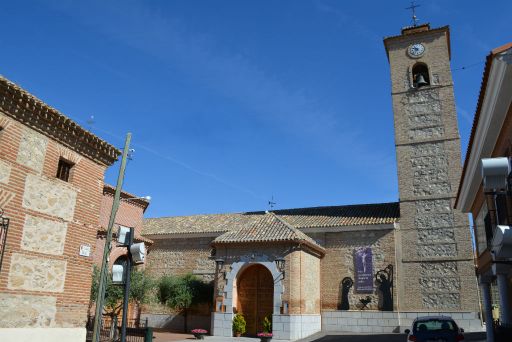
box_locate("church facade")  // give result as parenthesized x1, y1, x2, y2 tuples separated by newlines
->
(142, 24, 481, 340)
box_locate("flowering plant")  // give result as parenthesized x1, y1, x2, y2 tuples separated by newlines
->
(191, 329, 208, 334)
(257, 332, 273, 337)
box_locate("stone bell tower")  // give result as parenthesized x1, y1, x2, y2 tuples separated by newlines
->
(384, 24, 479, 313)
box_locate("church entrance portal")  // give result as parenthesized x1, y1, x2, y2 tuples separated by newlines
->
(236, 264, 274, 336)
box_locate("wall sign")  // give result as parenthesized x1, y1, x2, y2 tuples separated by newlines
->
(354, 247, 373, 293)
(79, 244, 91, 257)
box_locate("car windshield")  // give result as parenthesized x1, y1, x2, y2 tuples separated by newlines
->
(413, 319, 457, 332)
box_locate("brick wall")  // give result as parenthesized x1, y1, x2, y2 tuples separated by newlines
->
(0, 109, 113, 328)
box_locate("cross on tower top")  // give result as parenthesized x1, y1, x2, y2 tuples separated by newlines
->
(405, 1, 420, 27)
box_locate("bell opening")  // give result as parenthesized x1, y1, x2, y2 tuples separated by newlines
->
(412, 63, 430, 88)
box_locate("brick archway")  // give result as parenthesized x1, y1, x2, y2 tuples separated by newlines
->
(236, 264, 273, 336)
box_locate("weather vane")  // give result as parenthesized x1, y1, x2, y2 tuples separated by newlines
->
(405, 1, 420, 27)
(268, 195, 276, 210)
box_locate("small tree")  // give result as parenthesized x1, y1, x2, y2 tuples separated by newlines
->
(129, 268, 155, 323)
(157, 274, 213, 333)
(89, 265, 154, 320)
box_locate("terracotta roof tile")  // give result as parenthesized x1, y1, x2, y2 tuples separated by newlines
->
(142, 202, 399, 236)
(212, 212, 325, 254)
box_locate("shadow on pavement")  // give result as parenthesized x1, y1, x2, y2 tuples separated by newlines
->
(312, 332, 487, 342)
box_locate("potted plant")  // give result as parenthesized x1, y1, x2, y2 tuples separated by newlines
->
(257, 332, 273, 342)
(191, 328, 208, 339)
(258, 315, 272, 341)
(232, 313, 246, 337)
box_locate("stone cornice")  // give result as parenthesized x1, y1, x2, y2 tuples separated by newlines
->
(0, 76, 121, 166)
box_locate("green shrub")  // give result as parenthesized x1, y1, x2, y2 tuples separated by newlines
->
(232, 313, 246, 335)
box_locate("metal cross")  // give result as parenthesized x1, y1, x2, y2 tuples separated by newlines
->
(268, 196, 276, 210)
(405, 1, 420, 27)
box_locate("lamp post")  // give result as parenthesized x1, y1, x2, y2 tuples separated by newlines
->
(275, 257, 285, 279)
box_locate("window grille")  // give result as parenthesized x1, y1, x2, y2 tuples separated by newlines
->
(56, 159, 73, 182)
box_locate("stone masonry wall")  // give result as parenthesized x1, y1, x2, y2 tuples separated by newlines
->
(311, 229, 396, 311)
(386, 28, 479, 311)
(0, 111, 108, 328)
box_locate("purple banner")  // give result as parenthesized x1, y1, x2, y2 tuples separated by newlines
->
(354, 247, 373, 293)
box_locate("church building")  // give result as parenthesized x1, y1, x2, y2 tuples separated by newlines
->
(142, 23, 481, 340)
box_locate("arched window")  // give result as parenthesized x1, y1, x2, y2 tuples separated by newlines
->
(412, 63, 430, 88)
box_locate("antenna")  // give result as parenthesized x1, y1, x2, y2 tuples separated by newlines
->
(405, 1, 420, 27)
(268, 195, 276, 210)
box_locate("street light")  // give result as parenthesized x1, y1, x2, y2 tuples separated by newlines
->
(275, 257, 286, 279)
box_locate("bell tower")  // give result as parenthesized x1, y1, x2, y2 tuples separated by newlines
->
(384, 24, 479, 312)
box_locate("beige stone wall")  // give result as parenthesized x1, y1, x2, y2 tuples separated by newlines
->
(386, 27, 478, 311)
(313, 229, 396, 311)
(0, 159, 11, 184)
(16, 128, 48, 173)
(21, 215, 67, 255)
(22, 173, 77, 221)
(0, 294, 57, 327)
(8, 253, 67, 292)
(146, 236, 216, 282)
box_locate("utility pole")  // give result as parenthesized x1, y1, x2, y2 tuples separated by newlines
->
(92, 133, 132, 342)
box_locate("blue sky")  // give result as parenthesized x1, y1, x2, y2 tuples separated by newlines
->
(1, 1, 511, 217)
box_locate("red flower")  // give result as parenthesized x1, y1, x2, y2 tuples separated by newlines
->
(257, 332, 273, 337)
(191, 329, 208, 334)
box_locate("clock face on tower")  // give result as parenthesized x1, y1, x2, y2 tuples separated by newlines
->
(408, 43, 425, 57)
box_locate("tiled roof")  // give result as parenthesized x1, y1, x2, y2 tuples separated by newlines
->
(0, 75, 121, 166)
(142, 202, 399, 236)
(212, 212, 325, 254)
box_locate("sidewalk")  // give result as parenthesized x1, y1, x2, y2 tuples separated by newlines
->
(152, 331, 289, 342)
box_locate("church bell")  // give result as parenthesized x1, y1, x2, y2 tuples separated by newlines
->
(415, 74, 428, 87)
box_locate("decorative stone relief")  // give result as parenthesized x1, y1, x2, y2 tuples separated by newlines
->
(413, 168, 449, 184)
(405, 102, 441, 116)
(419, 277, 460, 292)
(413, 181, 451, 197)
(0, 294, 56, 328)
(22, 174, 77, 221)
(415, 199, 452, 214)
(422, 293, 460, 309)
(8, 253, 67, 292)
(21, 215, 68, 255)
(0, 159, 11, 184)
(401, 89, 440, 104)
(16, 128, 48, 173)
(410, 155, 448, 169)
(408, 126, 445, 140)
(417, 244, 457, 258)
(408, 113, 441, 127)
(415, 213, 454, 229)
(417, 228, 455, 244)
(412, 142, 445, 157)
(420, 262, 458, 276)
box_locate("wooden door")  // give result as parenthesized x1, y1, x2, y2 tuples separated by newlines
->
(236, 264, 274, 335)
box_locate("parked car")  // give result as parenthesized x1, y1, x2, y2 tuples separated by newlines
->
(404, 316, 464, 341)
